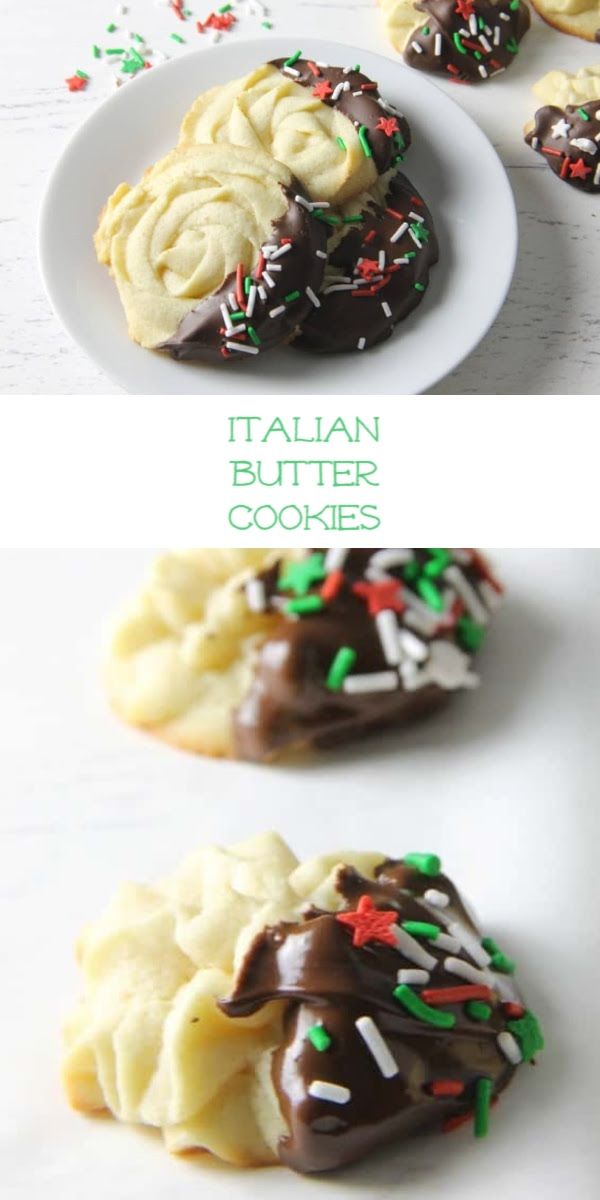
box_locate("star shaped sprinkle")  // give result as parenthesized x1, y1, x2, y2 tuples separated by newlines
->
(356, 257, 380, 280)
(375, 116, 399, 138)
(455, 0, 475, 18)
(550, 118, 571, 140)
(209, 12, 236, 28)
(278, 552, 326, 596)
(312, 80, 333, 100)
(352, 578, 405, 616)
(568, 157, 592, 180)
(65, 74, 87, 92)
(409, 222, 430, 244)
(336, 894, 398, 948)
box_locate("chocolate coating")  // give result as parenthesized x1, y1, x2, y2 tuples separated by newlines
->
(403, 0, 530, 83)
(295, 172, 438, 354)
(525, 100, 600, 191)
(160, 181, 327, 362)
(221, 858, 532, 1173)
(271, 58, 411, 176)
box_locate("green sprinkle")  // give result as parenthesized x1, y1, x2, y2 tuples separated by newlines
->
(133, 33, 145, 44)
(284, 50, 302, 67)
(490, 952, 515, 974)
(285, 290, 301, 303)
(474, 51, 482, 61)
(106, 47, 125, 55)
(130, 48, 145, 67)
(403, 560, 420, 582)
(410, 222, 430, 245)
(417, 576, 443, 610)
(466, 1000, 492, 1022)
(402, 852, 441, 877)
(457, 615, 486, 652)
(75, 70, 89, 80)
(393, 132, 405, 149)
(393, 985, 456, 1029)
(231, 311, 246, 322)
(478, 15, 486, 27)
(92, 45, 101, 59)
(313, 210, 342, 225)
(307, 1023, 332, 1051)
(244, 277, 252, 296)
(247, 325, 261, 346)
(285, 595, 325, 615)
(422, 25, 430, 34)
(509, 0, 520, 7)
(121, 59, 140, 74)
(402, 921, 440, 939)
(392, 155, 405, 165)
(482, 937, 499, 955)
(326, 647, 357, 691)
(336, 136, 347, 152)
(424, 549, 450, 577)
(171, 33, 185, 43)
(353, 64, 361, 71)
(218, 2, 233, 10)
(343, 214, 363, 224)
(507, 1010, 544, 1062)
(405, 251, 416, 260)
(279, 553, 326, 596)
(358, 125, 373, 158)
(577, 107, 591, 121)
(414, 281, 426, 292)
(262, 20, 272, 28)
(106, 23, 117, 33)
(474, 1078, 493, 1138)
(505, 37, 519, 53)
(453, 32, 467, 55)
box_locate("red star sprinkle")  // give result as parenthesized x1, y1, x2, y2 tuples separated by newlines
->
(356, 257, 380, 280)
(209, 11, 236, 28)
(336, 894, 398, 948)
(312, 80, 333, 100)
(352, 578, 405, 616)
(65, 75, 87, 92)
(455, 0, 475, 17)
(568, 157, 592, 180)
(376, 116, 399, 137)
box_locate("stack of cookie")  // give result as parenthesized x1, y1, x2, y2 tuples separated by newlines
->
(95, 55, 438, 363)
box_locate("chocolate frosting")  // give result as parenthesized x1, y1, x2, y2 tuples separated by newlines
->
(296, 172, 438, 354)
(221, 857, 540, 1173)
(403, 0, 530, 83)
(233, 549, 501, 761)
(160, 180, 327, 362)
(271, 57, 411, 175)
(525, 100, 600, 192)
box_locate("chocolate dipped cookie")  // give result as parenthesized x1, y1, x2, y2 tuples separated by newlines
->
(525, 99, 600, 191)
(381, 0, 530, 82)
(62, 833, 544, 1173)
(105, 548, 502, 760)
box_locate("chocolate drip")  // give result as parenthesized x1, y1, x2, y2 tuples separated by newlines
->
(525, 100, 600, 192)
(403, 0, 530, 83)
(221, 859, 526, 1173)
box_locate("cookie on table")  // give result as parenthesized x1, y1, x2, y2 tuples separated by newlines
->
(296, 172, 439, 354)
(178, 56, 410, 207)
(380, 0, 530, 82)
(62, 832, 544, 1173)
(105, 548, 502, 761)
(529, 0, 600, 41)
(532, 63, 600, 107)
(525, 66, 600, 190)
(94, 144, 327, 362)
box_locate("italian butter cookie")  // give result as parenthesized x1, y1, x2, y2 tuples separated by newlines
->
(296, 172, 439, 353)
(179, 57, 410, 207)
(105, 548, 502, 761)
(525, 98, 600, 190)
(94, 144, 327, 362)
(529, 0, 600, 40)
(62, 833, 544, 1173)
(532, 63, 600, 106)
(381, 0, 530, 82)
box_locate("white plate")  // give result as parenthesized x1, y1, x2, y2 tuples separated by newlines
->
(38, 37, 517, 395)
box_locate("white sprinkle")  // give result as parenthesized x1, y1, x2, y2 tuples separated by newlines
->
(469, 13, 478, 32)
(444, 564, 489, 624)
(245, 578, 266, 611)
(531, 136, 540, 150)
(393, 256, 409, 265)
(570, 138, 597, 155)
(424, 889, 450, 908)
(261, 243, 277, 257)
(595, 163, 600, 186)
(357, 336, 366, 350)
(331, 80, 350, 100)
(211, 29, 221, 43)
(378, 251, 386, 271)
(369, 549, 413, 572)
(262, 271, 275, 289)
(484, 24, 492, 34)
(311, 201, 330, 209)
(447, 923, 491, 968)
(316, 249, 327, 259)
(392, 925, 438, 971)
(397, 968, 430, 985)
(269, 242, 293, 260)
(225, 340, 259, 355)
(266, 262, 282, 272)
(478, 579, 502, 611)
(390, 221, 408, 243)
(398, 629, 428, 662)
(409, 210, 424, 223)
(434, 32, 442, 55)
(343, 671, 398, 694)
(316, 60, 329, 68)
(228, 291, 237, 310)
(411, 40, 423, 54)
(432, 932, 461, 954)
(295, 193, 312, 211)
(409, 228, 423, 247)
(596, 110, 600, 120)
(491, 66, 506, 76)
(269, 304, 286, 318)
(478, 65, 489, 79)
(246, 285, 257, 320)
(308, 1080, 351, 1104)
(479, 34, 492, 52)
(353, 90, 363, 97)
(228, 324, 247, 334)
(220, 303, 233, 332)
(445, 956, 492, 987)
(493, 24, 501, 43)
(497, 1031, 522, 1065)
(324, 548, 348, 571)
(378, 97, 402, 115)
(381, 301, 392, 318)
(258, 284, 267, 301)
(499, 9, 510, 17)
(355, 1017, 399, 1079)
(324, 283, 356, 294)
(375, 608, 402, 665)
(284, 66, 300, 77)
(305, 286, 321, 308)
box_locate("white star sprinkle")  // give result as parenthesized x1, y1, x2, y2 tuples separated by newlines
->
(550, 118, 571, 140)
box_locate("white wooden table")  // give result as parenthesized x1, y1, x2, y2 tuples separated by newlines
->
(1, 0, 598, 394)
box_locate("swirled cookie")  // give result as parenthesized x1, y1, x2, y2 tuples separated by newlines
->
(105, 548, 502, 761)
(532, 63, 600, 107)
(63, 833, 544, 1173)
(525, 98, 600, 190)
(179, 58, 410, 206)
(296, 172, 439, 353)
(529, 0, 600, 40)
(381, 0, 530, 82)
(94, 144, 327, 361)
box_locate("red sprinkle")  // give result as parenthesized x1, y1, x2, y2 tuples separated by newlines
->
(410, 194, 424, 206)
(281, 237, 292, 245)
(361, 82, 378, 91)
(364, 229, 377, 244)
(385, 207, 405, 221)
(307, 60, 321, 76)
(502, 1002, 525, 1019)
(443, 1110, 474, 1133)
(541, 146, 562, 158)
(560, 155, 570, 178)
(353, 578, 405, 616)
(65, 74, 87, 92)
(255, 253, 265, 280)
(429, 1080, 465, 1098)
(447, 64, 461, 76)
(320, 570, 344, 602)
(421, 985, 493, 1006)
(236, 263, 245, 310)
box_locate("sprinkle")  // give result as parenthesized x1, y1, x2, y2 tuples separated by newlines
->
(321, 570, 344, 602)
(497, 1031, 522, 1064)
(448, 923, 491, 968)
(453, 31, 467, 54)
(283, 49, 302, 67)
(245, 579, 266, 612)
(422, 984, 492, 1007)
(263, 272, 275, 288)
(433, 932, 461, 953)
(75, 69, 90, 79)
(411, 40, 423, 53)
(429, 1079, 465, 1097)
(283, 65, 300, 77)
(474, 1078, 492, 1138)
(397, 968, 430, 985)
(506, 1010, 544, 1062)
(403, 853, 441, 877)
(466, 1000, 492, 1021)
(577, 107, 591, 121)
(269, 304, 286, 319)
(106, 47, 126, 54)
(358, 125, 373, 157)
(308, 1080, 350, 1104)
(381, 301, 392, 319)
(357, 336, 366, 350)
(444, 564, 488, 624)
(307, 1023, 332, 1051)
(247, 326, 261, 347)
(343, 671, 398, 694)
(337, 895, 397, 948)
(170, 33, 185, 42)
(391, 925, 437, 971)
(305, 286, 321, 308)
(269, 242, 293, 261)
(570, 137, 597, 155)
(444, 956, 491, 987)
(225, 341, 259, 355)
(399, 629, 427, 662)
(482, 936, 515, 974)
(324, 549, 348, 572)
(456, 615, 486, 652)
(285, 289, 301, 303)
(375, 608, 402, 666)
(327, 647, 357, 691)
(106, 22, 117, 32)
(316, 249, 327, 260)
(337, 136, 347, 151)
(93, 45, 101, 58)
(434, 32, 443, 55)
(478, 65, 488, 79)
(402, 921, 441, 939)
(424, 889, 449, 908)
(285, 595, 324, 615)
(246, 285, 257, 320)
(393, 985, 456, 1029)
(355, 1016, 399, 1079)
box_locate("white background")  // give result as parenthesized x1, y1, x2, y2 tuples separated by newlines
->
(1, 0, 600, 395)
(1, 549, 599, 1198)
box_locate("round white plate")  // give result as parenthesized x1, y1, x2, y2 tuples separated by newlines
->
(39, 36, 517, 395)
